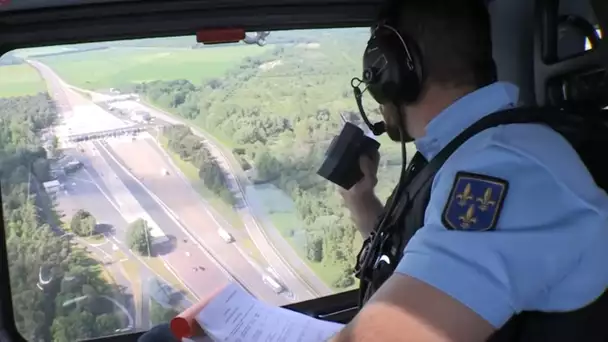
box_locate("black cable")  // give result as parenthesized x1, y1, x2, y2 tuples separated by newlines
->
(351, 77, 386, 136)
(357, 106, 409, 282)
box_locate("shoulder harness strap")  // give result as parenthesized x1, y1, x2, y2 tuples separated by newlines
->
(356, 106, 597, 305)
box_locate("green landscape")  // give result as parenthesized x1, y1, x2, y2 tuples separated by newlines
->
(0, 28, 418, 341)
(37, 45, 270, 90)
(0, 93, 131, 341)
(33, 28, 410, 289)
(0, 64, 47, 97)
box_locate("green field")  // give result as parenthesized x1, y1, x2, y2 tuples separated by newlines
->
(0, 64, 46, 98)
(37, 46, 270, 89)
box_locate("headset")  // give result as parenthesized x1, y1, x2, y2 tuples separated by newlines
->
(351, 9, 424, 136)
(350, 6, 428, 296)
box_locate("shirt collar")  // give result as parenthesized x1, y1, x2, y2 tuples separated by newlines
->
(414, 81, 520, 160)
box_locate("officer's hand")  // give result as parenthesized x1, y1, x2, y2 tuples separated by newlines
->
(339, 150, 380, 203)
(338, 151, 383, 236)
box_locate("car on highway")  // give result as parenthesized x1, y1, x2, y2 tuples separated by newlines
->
(262, 273, 285, 294)
(217, 228, 234, 243)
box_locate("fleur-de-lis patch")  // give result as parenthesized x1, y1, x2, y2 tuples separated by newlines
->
(442, 172, 509, 231)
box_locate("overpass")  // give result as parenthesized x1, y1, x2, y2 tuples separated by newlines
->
(64, 124, 151, 143)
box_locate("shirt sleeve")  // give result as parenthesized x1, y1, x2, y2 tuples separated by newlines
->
(394, 140, 608, 329)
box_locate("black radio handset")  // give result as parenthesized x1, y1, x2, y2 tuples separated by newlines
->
(317, 77, 384, 190)
(317, 122, 380, 190)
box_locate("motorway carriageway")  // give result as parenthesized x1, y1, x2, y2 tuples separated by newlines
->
(92, 140, 288, 305)
(31, 59, 308, 305)
(129, 104, 331, 298)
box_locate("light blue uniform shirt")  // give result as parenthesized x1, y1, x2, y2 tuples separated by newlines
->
(394, 81, 608, 328)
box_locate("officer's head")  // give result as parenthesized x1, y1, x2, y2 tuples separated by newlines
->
(365, 0, 497, 142)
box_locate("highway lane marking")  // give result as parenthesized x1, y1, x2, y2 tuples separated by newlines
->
(82, 142, 202, 300)
(103, 232, 123, 245)
(76, 237, 113, 262)
(34, 68, 173, 328)
(80, 165, 124, 216)
(97, 141, 267, 299)
(90, 240, 108, 247)
(66, 175, 97, 185)
(43, 72, 298, 303)
(145, 136, 314, 300)
(148, 135, 319, 298)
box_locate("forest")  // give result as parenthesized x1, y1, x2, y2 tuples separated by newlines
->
(0, 94, 125, 341)
(162, 124, 235, 204)
(125, 29, 414, 288)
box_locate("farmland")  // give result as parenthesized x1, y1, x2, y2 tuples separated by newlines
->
(0, 64, 47, 97)
(37, 45, 271, 89)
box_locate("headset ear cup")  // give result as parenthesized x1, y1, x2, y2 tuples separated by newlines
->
(402, 34, 424, 99)
(374, 32, 405, 104)
(394, 33, 423, 103)
(363, 25, 423, 106)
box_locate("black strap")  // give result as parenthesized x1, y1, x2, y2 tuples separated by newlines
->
(358, 106, 601, 306)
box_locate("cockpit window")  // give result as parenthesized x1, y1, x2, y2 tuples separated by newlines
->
(0, 28, 410, 341)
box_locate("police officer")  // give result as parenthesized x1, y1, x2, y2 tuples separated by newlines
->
(329, 0, 608, 341)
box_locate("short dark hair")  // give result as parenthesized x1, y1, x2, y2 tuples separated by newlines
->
(378, 0, 497, 89)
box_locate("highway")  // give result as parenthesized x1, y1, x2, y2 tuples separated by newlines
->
(76, 140, 239, 301)
(29, 59, 329, 306)
(28, 61, 285, 326)
(96, 137, 289, 305)
(127, 103, 334, 298)
(54, 72, 332, 299)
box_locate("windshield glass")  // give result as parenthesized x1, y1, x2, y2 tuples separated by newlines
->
(0, 28, 415, 341)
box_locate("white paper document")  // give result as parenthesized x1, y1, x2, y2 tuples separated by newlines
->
(196, 284, 345, 342)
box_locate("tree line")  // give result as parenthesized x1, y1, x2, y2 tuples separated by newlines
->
(128, 29, 408, 289)
(162, 124, 235, 205)
(0, 93, 125, 341)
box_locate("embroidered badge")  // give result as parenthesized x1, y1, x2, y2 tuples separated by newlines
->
(442, 172, 509, 231)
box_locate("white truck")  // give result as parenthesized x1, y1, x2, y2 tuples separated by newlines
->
(262, 274, 285, 294)
(217, 227, 234, 243)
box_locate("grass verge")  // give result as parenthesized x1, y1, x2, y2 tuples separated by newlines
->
(112, 249, 129, 261)
(70, 87, 93, 100)
(158, 136, 244, 231)
(118, 259, 143, 328)
(96, 264, 117, 285)
(239, 238, 267, 266)
(269, 212, 353, 291)
(149, 298, 180, 327)
(140, 257, 196, 302)
(81, 234, 105, 244)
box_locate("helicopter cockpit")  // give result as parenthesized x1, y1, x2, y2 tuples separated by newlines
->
(0, 0, 606, 341)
